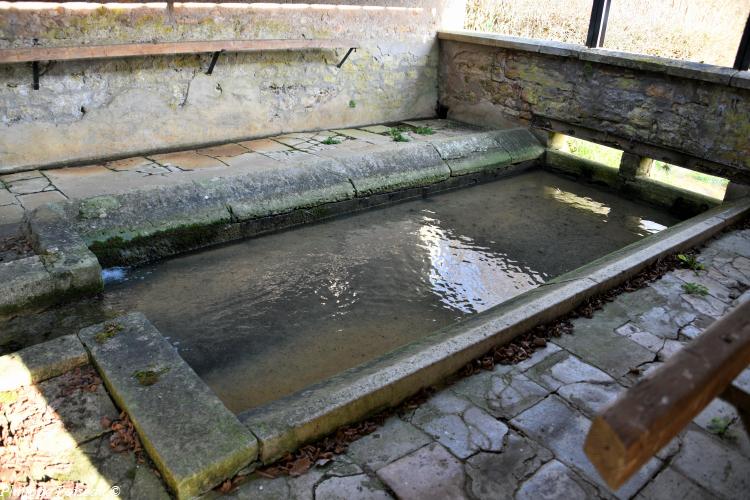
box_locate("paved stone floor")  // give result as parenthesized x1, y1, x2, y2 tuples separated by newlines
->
(224, 228, 750, 499)
(0, 119, 474, 234)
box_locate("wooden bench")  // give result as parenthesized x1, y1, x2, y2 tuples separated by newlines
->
(0, 39, 359, 89)
(584, 299, 750, 489)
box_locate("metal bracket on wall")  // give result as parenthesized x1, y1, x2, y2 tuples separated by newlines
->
(32, 61, 40, 90)
(337, 47, 356, 68)
(206, 50, 223, 75)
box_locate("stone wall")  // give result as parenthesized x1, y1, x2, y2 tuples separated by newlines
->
(0, 1, 464, 172)
(438, 31, 750, 184)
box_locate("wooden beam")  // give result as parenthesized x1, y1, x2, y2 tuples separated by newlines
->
(584, 300, 750, 489)
(0, 39, 359, 65)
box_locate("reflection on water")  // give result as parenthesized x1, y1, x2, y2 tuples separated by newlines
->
(419, 221, 546, 314)
(0, 171, 679, 413)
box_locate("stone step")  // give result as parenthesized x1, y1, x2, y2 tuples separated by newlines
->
(78, 313, 258, 499)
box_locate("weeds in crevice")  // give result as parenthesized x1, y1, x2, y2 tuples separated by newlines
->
(677, 253, 705, 271)
(414, 126, 435, 135)
(321, 136, 341, 145)
(681, 282, 709, 296)
(94, 322, 123, 344)
(389, 128, 410, 142)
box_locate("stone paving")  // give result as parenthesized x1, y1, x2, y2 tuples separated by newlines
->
(0, 119, 477, 234)
(222, 228, 750, 499)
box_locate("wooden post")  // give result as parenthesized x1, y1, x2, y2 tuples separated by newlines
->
(584, 300, 750, 489)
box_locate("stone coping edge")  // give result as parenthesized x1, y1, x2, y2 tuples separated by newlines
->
(78, 312, 258, 499)
(239, 196, 750, 463)
(0, 203, 103, 315)
(438, 30, 749, 89)
(0, 334, 88, 392)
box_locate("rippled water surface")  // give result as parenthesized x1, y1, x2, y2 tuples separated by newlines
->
(4, 171, 679, 413)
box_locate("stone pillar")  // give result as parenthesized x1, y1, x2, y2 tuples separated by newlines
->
(724, 182, 750, 201)
(619, 153, 653, 181)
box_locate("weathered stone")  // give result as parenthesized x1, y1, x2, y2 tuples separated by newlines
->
(614, 322, 665, 352)
(150, 151, 226, 171)
(0, 334, 88, 391)
(408, 392, 508, 459)
(441, 37, 750, 182)
(328, 142, 450, 196)
(333, 129, 394, 144)
(693, 398, 750, 459)
(0, 203, 24, 225)
(79, 313, 258, 499)
(346, 417, 432, 471)
(0, 187, 17, 206)
(377, 443, 468, 500)
(0, 255, 55, 313)
(238, 139, 292, 153)
(7, 176, 53, 195)
(314, 474, 393, 500)
(636, 467, 713, 500)
(554, 315, 655, 378)
(511, 396, 661, 499)
(450, 368, 549, 419)
(514, 342, 562, 372)
(672, 429, 750, 498)
(465, 432, 553, 500)
(516, 460, 599, 500)
(16, 190, 68, 211)
(492, 128, 544, 163)
(36, 374, 119, 453)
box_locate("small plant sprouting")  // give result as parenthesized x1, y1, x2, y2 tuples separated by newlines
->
(677, 253, 704, 271)
(321, 136, 341, 145)
(414, 126, 435, 135)
(133, 367, 170, 386)
(389, 127, 410, 142)
(95, 322, 123, 344)
(681, 282, 709, 296)
(348, 100, 356, 108)
(707, 416, 736, 441)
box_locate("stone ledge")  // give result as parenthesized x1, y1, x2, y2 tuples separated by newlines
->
(239, 197, 750, 464)
(0, 334, 88, 391)
(438, 30, 745, 88)
(78, 312, 258, 499)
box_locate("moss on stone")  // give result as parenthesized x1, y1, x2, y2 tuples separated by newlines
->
(133, 367, 170, 386)
(95, 322, 123, 344)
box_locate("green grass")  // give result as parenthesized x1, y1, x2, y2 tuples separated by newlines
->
(414, 126, 435, 135)
(677, 253, 705, 271)
(389, 127, 410, 142)
(707, 416, 736, 441)
(321, 136, 341, 145)
(682, 282, 709, 296)
(348, 100, 356, 108)
(649, 161, 728, 200)
(562, 137, 622, 168)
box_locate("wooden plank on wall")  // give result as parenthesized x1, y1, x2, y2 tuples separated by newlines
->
(0, 39, 359, 64)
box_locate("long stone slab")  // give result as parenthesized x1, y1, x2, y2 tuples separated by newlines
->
(0, 255, 55, 314)
(239, 196, 750, 463)
(0, 334, 88, 391)
(326, 142, 450, 196)
(78, 313, 258, 499)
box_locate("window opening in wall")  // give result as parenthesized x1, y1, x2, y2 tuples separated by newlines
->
(557, 136, 622, 169)
(647, 162, 729, 200)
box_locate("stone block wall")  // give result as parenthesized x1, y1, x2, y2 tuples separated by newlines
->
(438, 32, 750, 184)
(0, 1, 464, 172)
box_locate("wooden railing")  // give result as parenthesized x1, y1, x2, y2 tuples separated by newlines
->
(584, 299, 750, 489)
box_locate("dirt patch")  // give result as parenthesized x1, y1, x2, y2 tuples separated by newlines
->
(0, 232, 33, 264)
(0, 366, 101, 497)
